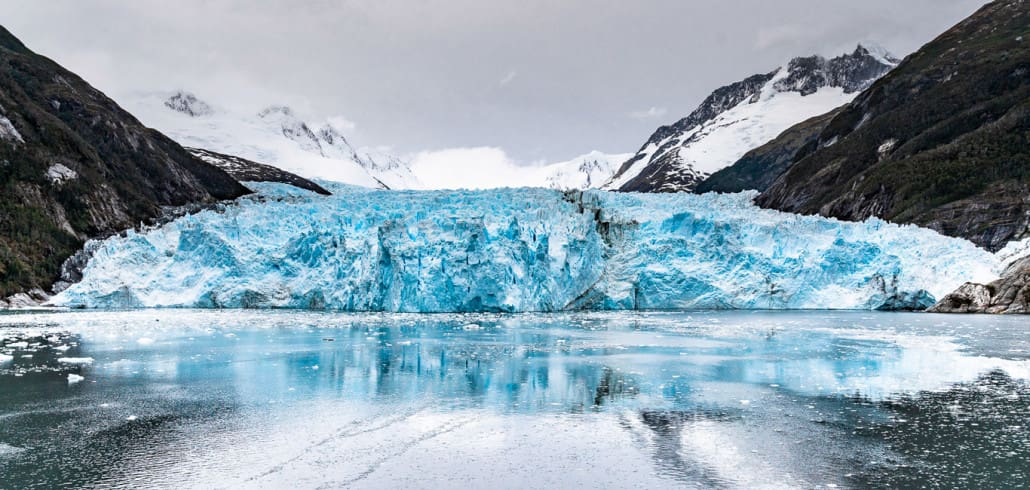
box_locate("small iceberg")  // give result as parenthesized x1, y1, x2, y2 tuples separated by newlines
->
(57, 357, 94, 365)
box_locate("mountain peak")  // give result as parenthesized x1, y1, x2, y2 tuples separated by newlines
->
(257, 105, 297, 120)
(854, 42, 900, 66)
(776, 44, 897, 96)
(164, 91, 213, 117)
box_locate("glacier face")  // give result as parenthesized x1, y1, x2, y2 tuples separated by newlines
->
(53, 184, 1000, 312)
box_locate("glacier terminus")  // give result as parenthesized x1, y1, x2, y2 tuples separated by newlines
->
(54, 183, 1001, 312)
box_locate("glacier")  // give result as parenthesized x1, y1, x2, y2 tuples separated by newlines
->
(53, 183, 1002, 312)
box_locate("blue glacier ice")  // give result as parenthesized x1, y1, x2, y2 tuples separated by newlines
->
(53, 182, 1002, 311)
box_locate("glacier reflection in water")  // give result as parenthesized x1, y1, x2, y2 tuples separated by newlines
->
(0, 310, 1028, 488)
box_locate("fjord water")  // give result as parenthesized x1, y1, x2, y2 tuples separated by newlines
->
(1, 310, 1028, 488)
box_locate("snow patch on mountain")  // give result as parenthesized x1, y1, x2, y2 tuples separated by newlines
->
(0, 114, 23, 143)
(46, 164, 77, 184)
(164, 92, 213, 117)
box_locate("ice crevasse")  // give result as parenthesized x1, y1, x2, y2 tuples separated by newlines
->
(53, 182, 1002, 312)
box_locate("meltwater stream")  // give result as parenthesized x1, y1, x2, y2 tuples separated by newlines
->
(1, 310, 1028, 489)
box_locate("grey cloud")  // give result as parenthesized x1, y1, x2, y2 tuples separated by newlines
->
(0, 0, 988, 162)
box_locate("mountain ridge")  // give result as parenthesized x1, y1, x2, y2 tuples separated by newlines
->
(605, 45, 898, 193)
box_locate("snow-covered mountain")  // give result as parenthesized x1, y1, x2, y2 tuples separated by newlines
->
(129, 91, 627, 191)
(605, 45, 899, 193)
(407, 149, 630, 190)
(540, 151, 633, 190)
(120, 91, 419, 189)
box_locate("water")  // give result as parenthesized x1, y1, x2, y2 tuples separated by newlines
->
(0, 310, 1027, 489)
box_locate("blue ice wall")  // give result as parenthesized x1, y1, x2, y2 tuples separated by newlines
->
(53, 183, 999, 311)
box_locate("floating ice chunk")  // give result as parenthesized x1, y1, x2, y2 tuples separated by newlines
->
(0, 443, 25, 458)
(6, 342, 28, 349)
(67, 373, 84, 384)
(53, 345, 71, 352)
(0, 354, 12, 364)
(126, 415, 138, 421)
(57, 357, 94, 365)
(137, 337, 155, 345)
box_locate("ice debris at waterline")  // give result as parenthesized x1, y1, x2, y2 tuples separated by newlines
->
(53, 182, 1000, 311)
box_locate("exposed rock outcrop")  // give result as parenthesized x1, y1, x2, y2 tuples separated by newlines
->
(929, 256, 1030, 314)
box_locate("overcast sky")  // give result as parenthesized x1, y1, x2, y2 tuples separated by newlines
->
(1, 0, 986, 164)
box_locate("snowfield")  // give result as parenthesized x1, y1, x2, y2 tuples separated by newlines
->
(120, 92, 418, 189)
(54, 183, 1001, 312)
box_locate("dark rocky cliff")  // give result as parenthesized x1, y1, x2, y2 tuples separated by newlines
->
(0, 26, 249, 298)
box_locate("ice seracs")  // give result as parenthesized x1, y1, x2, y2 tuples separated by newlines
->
(54, 183, 1001, 312)
(605, 44, 899, 193)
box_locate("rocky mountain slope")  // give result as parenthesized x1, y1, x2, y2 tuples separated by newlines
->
(0, 26, 249, 299)
(757, 0, 1029, 252)
(187, 148, 330, 196)
(121, 91, 419, 189)
(605, 45, 897, 193)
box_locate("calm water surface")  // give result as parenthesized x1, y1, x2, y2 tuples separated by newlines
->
(0, 310, 1028, 489)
